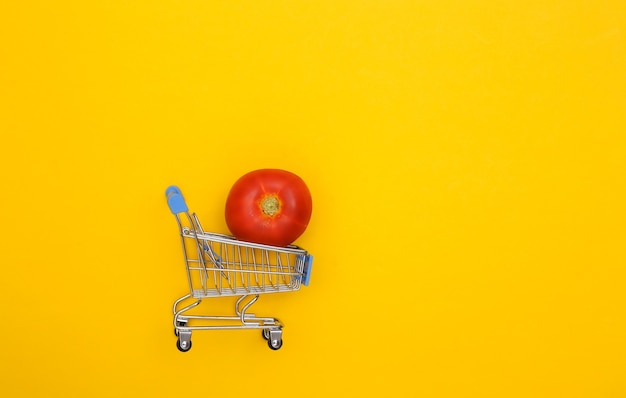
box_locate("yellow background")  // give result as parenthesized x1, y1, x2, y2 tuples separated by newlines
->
(1, 1, 625, 396)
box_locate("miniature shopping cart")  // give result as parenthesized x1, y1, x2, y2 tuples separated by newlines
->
(165, 186, 313, 351)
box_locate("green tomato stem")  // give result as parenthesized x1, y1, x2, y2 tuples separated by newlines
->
(260, 195, 280, 216)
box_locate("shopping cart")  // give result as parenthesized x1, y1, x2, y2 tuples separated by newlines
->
(165, 186, 313, 352)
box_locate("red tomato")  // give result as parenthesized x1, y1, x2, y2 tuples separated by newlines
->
(225, 169, 313, 246)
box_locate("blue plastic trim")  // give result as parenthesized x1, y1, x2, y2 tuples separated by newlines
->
(166, 185, 188, 214)
(301, 254, 313, 286)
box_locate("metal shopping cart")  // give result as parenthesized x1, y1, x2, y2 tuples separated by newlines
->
(165, 186, 313, 352)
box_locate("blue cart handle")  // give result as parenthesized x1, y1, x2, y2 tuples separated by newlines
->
(166, 185, 189, 214)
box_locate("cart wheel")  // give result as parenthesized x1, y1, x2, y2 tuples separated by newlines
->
(268, 338, 283, 351)
(261, 329, 270, 340)
(177, 339, 192, 352)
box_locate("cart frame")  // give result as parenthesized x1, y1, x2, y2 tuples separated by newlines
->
(166, 186, 313, 351)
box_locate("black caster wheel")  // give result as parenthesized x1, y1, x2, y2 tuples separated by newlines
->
(268, 338, 283, 351)
(177, 339, 192, 352)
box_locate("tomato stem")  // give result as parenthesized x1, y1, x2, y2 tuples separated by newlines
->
(260, 195, 280, 217)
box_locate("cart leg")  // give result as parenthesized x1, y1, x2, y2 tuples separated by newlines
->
(235, 294, 260, 322)
(173, 294, 200, 352)
(173, 294, 192, 314)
